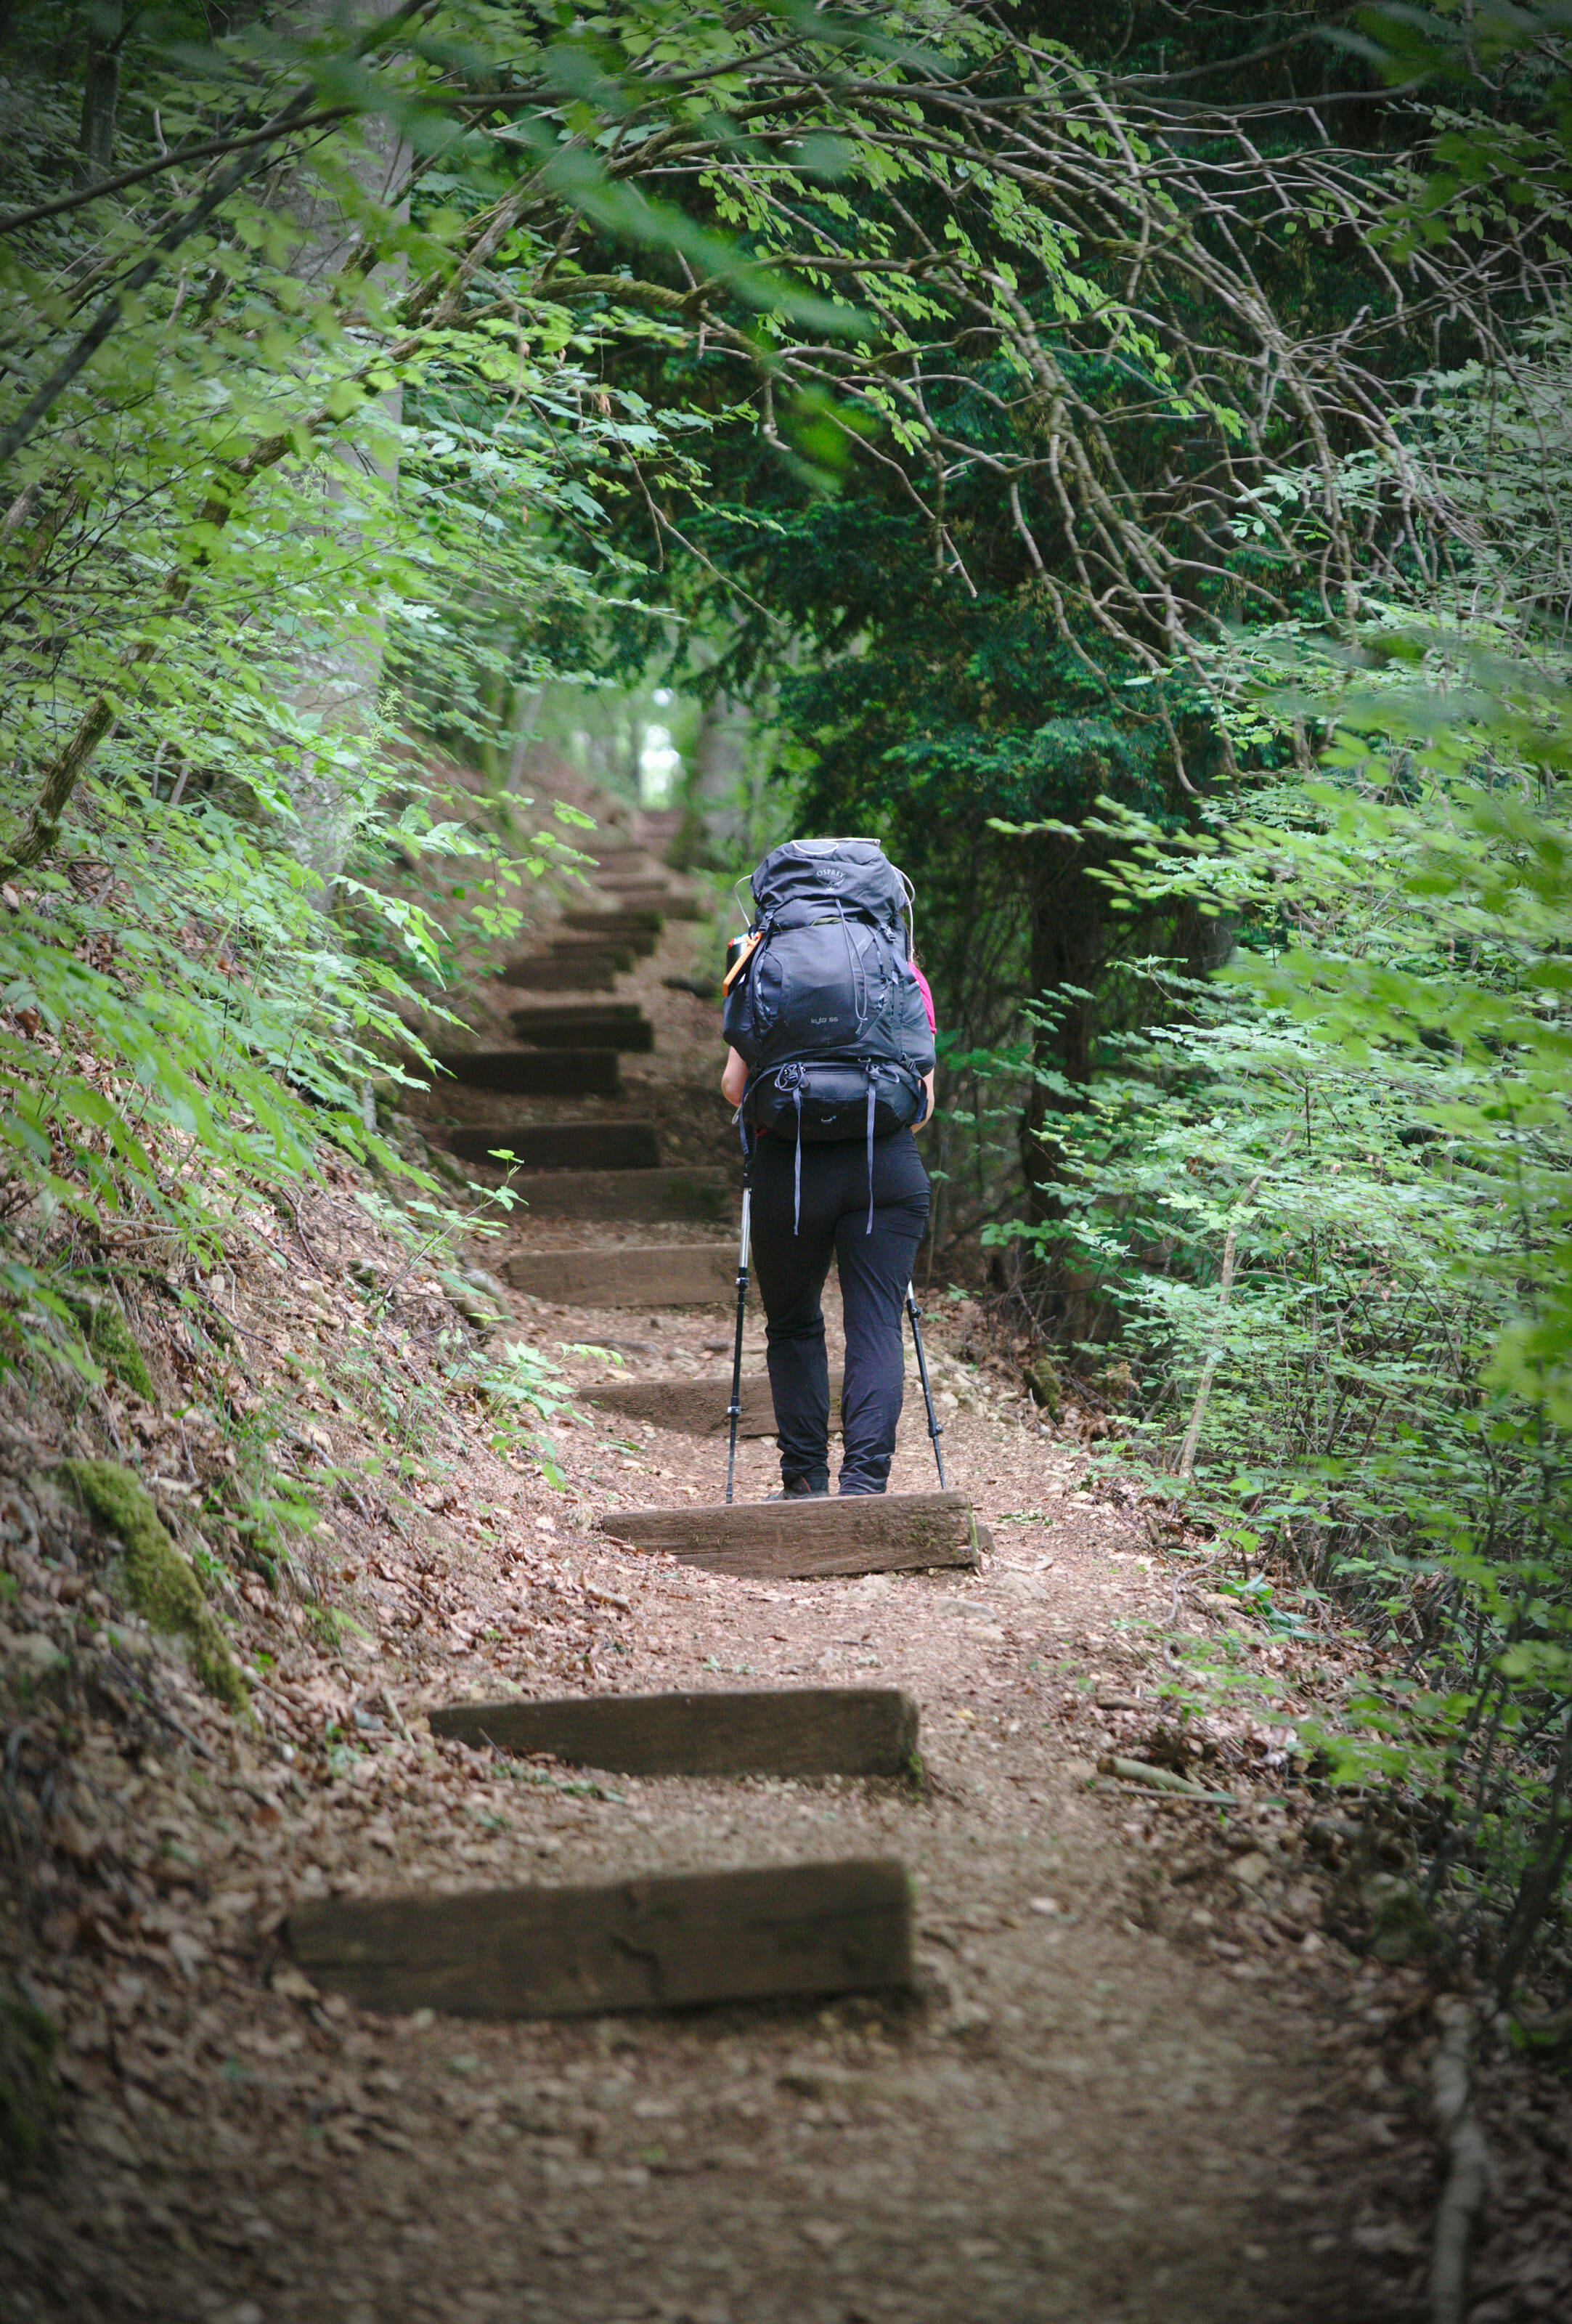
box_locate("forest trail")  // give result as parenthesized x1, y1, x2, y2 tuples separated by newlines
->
(2, 800, 1446, 2324)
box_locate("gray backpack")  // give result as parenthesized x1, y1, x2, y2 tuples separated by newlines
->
(722, 838, 932, 1227)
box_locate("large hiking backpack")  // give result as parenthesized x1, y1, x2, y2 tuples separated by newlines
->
(722, 837, 928, 1227)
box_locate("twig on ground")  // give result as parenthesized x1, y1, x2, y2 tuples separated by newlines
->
(100, 1651, 216, 1760)
(275, 1187, 330, 1276)
(1428, 1997, 1495, 2324)
(380, 1688, 415, 1745)
(1096, 1753, 1237, 1803)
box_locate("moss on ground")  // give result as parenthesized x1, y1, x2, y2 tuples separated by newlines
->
(65, 1294, 156, 1402)
(59, 1459, 248, 1715)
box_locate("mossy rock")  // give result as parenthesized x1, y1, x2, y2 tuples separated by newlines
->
(65, 1293, 155, 1402)
(0, 1990, 58, 2180)
(59, 1460, 248, 1716)
(1022, 1357, 1061, 1417)
(1363, 1874, 1447, 1965)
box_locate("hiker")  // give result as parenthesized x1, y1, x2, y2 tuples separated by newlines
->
(720, 838, 937, 1498)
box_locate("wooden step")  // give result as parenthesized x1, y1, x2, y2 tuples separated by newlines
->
(592, 879, 704, 919)
(496, 1168, 730, 1222)
(562, 907, 664, 935)
(586, 1373, 842, 1437)
(503, 1243, 735, 1307)
(595, 881, 691, 906)
(550, 927, 653, 960)
(502, 953, 621, 992)
(288, 1858, 911, 2020)
(435, 1048, 620, 1097)
(441, 1123, 660, 1172)
(508, 1006, 653, 1052)
(428, 1687, 919, 1778)
(600, 1490, 982, 1580)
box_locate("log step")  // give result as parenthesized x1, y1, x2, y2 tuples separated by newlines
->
(600, 1490, 982, 1580)
(508, 1005, 653, 1051)
(441, 1123, 660, 1172)
(504, 1243, 735, 1307)
(288, 1858, 912, 2020)
(435, 1048, 620, 1097)
(494, 1168, 730, 1222)
(428, 1686, 919, 1778)
(586, 1373, 842, 1437)
(550, 928, 653, 960)
(561, 907, 664, 935)
(503, 954, 622, 991)
(587, 849, 653, 874)
(592, 882, 704, 920)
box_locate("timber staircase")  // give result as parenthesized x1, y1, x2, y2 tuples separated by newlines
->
(294, 783, 982, 2021)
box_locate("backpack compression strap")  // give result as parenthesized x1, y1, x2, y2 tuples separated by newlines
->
(865, 1061, 877, 1235)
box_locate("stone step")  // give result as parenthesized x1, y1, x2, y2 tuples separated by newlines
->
(428, 1686, 918, 1779)
(496, 1168, 730, 1223)
(585, 1373, 842, 1438)
(289, 1858, 911, 2020)
(435, 1048, 620, 1097)
(502, 952, 622, 992)
(600, 1490, 982, 1580)
(508, 1005, 653, 1052)
(503, 1243, 735, 1307)
(440, 1122, 660, 1172)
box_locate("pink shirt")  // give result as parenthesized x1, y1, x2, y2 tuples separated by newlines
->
(911, 961, 936, 1033)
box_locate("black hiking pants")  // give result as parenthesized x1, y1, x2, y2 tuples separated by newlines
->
(749, 1129, 930, 1495)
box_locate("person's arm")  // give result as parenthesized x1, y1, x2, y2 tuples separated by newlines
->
(916, 1068, 935, 1129)
(721, 1045, 747, 1106)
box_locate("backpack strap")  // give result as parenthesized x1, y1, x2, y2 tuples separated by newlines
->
(777, 1062, 805, 1234)
(864, 1060, 877, 1234)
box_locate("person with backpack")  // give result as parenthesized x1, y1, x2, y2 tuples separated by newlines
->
(720, 838, 937, 1498)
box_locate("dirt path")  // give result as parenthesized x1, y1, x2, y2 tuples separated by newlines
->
(1, 824, 1467, 2324)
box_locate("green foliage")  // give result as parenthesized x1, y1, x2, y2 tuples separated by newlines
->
(469, 1338, 579, 1478)
(60, 1457, 249, 1712)
(990, 622, 1572, 1998)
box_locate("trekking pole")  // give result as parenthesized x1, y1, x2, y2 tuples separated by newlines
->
(725, 1163, 753, 1505)
(905, 1281, 947, 1490)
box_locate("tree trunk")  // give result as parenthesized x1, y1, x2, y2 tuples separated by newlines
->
(78, 9, 123, 184)
(1021, 830, 1110, 1345)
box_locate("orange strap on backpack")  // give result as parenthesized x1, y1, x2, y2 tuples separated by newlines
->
(722, 928, 762, 994)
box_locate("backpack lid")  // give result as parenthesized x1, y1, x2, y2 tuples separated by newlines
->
(748, 837, 913, 931)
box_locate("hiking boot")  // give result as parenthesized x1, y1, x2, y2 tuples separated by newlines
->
(767, 1477, 828, 1500)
